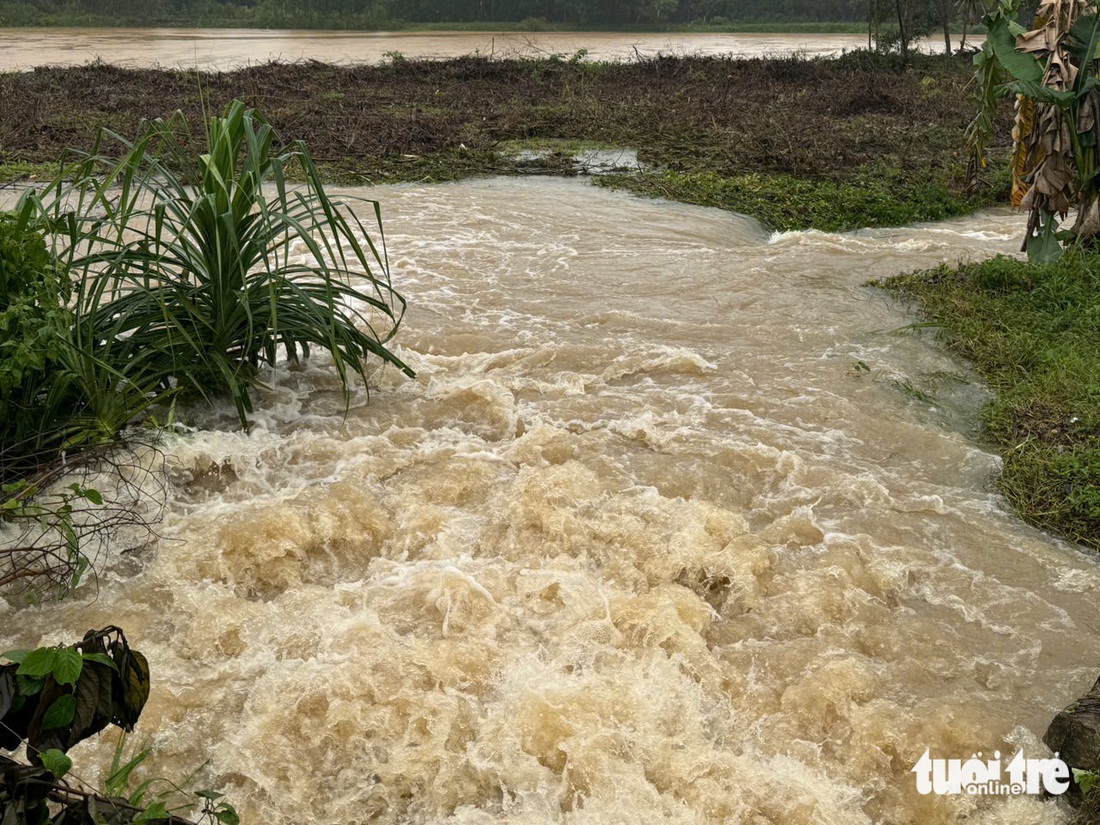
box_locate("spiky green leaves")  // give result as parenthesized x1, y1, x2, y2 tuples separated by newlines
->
(20, 99, 415, 430)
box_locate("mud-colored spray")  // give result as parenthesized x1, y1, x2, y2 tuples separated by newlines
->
(2, 178, 1095, 824)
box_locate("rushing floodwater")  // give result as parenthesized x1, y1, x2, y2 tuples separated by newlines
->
(2, 177, 1097, 823)
(0, 28, 981, 71)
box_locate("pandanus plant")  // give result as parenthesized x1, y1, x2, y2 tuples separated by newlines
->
(21, 100, 414, 426)
(3, 103, 412, 601)
(968, 0, 1100, 261)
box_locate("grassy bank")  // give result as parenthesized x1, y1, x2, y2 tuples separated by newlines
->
(0, 53, 1011, 233)
(882, 255, 1100, 550)
(596, 167, 1004, 233)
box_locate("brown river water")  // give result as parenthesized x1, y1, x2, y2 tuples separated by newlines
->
(1, 176, 1097, 823)
(0, 28, 981, 71)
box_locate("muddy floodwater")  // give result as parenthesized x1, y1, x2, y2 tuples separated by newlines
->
(2, 177, 1097, 823)
(0, 28, 981, 71)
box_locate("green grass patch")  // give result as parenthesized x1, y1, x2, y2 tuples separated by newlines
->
(0, 160, 61, 183)
(596, 168, 1001, 233)
(881, 252, 1100, 550)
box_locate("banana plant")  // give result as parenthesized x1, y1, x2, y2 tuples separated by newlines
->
(967, 0, 1100, 262)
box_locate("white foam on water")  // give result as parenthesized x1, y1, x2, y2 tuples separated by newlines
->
(1, 177, 1091, 824)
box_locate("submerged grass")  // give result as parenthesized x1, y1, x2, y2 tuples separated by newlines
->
(881, 253, 1100, 550)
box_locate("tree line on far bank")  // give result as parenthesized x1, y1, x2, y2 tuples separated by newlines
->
(0, 0, 1040, 33)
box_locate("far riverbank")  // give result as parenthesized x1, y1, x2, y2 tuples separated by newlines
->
(0, 27, 986, 72)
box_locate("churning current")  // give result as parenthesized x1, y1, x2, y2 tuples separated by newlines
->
(3, 176, 1098, 824)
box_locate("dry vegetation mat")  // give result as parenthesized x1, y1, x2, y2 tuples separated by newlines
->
(0, 52, 1012, 231)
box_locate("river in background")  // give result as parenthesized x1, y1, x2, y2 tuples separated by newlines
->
(0, 28, 982, 71)
(0, 177, 1096, 823)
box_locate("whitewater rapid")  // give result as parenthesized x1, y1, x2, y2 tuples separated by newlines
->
(2, 177, 1095, 824)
